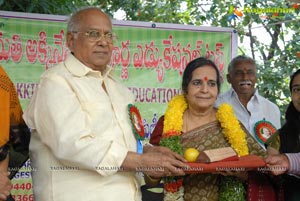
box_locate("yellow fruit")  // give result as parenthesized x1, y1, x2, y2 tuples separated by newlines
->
(184, 148, 200, 162)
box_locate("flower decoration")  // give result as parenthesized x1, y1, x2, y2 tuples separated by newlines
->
(128, 104, 145, 154)
(216, 103, 249, 156)
(160, 95, 187, 155)
(254, 119, 276, 144)
(128, 104, 145, 140)
(216, 103, 249, 200)
(160, 95, 186, 200)
(163, 95, 187, 137)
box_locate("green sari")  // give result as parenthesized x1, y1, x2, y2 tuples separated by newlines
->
(149, 116, 279, 201)
(181, 120, 266, 201)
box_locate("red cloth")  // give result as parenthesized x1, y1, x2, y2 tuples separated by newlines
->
(184, 155, 266, 174)
(247, 171, 284, 201)
(149, 116, 164, 146)
(0, 65, 24, 147)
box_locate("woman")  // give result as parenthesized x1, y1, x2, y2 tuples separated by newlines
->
(267, 69, 300, 201)
(0, 65, 31, 200)
(148, 57, 271, 201)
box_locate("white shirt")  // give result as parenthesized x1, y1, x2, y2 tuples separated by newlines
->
(23, 54, 141, 201)
(215, 87, 281, 148)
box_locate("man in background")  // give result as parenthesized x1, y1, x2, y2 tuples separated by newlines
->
(215, 55, 281, 147)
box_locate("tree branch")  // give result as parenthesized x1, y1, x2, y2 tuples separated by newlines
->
(263, 22, 282, 60)
(247, 24, 267, 60)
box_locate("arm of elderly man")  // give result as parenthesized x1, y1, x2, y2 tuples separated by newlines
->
(23, 64, 187, 178)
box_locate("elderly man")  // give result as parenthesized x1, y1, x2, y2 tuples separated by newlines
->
(215, 55, 281, 148)
(23, 7, 187, 201)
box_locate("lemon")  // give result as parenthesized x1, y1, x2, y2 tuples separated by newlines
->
(184, 148, 200, 162)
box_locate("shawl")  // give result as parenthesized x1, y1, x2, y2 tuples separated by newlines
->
(0, 65, 23, 147)
(0, 65, 30, 174)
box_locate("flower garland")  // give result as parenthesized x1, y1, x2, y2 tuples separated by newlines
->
(163, 95, 187, 136)
(160, 94, 249, 200)
(160, 95, 187, 201)
(216, 103, 249, 156)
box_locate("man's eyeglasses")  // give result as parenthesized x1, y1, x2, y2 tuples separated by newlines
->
(72, 30, 117, 43)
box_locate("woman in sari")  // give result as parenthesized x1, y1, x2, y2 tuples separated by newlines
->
(148, 57, 274, 201)
(266, 69, 300, 201)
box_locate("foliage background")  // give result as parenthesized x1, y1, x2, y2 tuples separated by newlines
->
(1, 0, 300, 123)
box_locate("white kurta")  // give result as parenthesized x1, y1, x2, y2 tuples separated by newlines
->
(24, 54, 141, 201)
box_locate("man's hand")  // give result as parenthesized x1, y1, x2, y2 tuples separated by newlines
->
(143, 145, 185, 162)
(122, 146, 188, 178)
(0, 171, 12, 201)
(141, 146, 187, 177)
(265, 154, 289, 175)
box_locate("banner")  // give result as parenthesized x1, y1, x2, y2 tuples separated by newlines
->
(0, 10, 237, 199)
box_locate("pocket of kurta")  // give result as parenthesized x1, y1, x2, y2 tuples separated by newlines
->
(81, 101, 114, 135)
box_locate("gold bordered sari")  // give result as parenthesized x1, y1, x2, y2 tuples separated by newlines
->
(181, 120, 266, 201)
(150, 116, 278, 201)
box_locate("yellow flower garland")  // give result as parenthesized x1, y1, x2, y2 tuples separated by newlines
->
(163, 95, 187, 136)
(216, 103, 249, 156)
(163, 95, 249, 156)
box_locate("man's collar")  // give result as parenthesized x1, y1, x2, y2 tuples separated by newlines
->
(229, 87, 260, 103)
(64, 54, 113, 78)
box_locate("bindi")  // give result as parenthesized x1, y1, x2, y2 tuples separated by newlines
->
(204, 76, 208, 81)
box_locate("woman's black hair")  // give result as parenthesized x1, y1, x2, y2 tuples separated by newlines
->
(279, 69, 300, 153)
(181, 57, 221, 95)
(289, 69, 300, 92)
